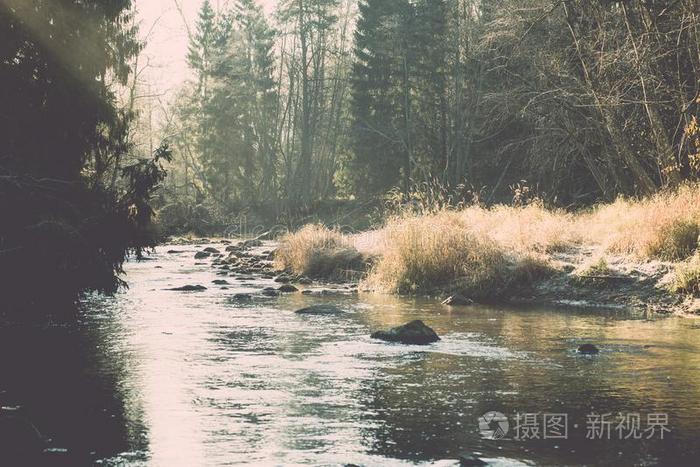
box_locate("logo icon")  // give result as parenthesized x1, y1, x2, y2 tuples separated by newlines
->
(479, 411, 509, 439)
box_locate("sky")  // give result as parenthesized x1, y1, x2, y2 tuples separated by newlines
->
(134, 0, 275, 100)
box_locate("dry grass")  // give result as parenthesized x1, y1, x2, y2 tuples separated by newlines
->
(360, 212, 509, 296)
(670, 252, 700, 296)
(581, 184, 700, 260)
(279, 183, 700, 297)
(274, 224, 364, 278)
(457, 202, 580, 254)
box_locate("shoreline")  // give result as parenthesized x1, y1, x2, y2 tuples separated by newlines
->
(164, 235, 700, 315)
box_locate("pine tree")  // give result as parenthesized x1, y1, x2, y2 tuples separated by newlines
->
(187, 0, 220, 100)
(349, 0, 407, 196)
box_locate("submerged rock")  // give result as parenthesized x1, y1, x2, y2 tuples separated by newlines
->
(231, 293, 252, 301)
(370, 320, 440, 345)
(577, 343, 600, 355)
(194, 251, 210, 259)
(261, 289, 280, 297)
(294, 304, 344, 315)
(241, 239, 263, 248)
(212, 279, 230, 285)
(458, 452, 488, 466)
(278, 284, 299, 293)
(274, 275, 292, 283)
(441, 294, 474, 306)
(167, 285, 207, 292)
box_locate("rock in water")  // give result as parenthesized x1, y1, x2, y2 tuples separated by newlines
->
(458, 453, 488, 466)
(295, 305, 344, 315)
(203, 247, 220, 253)
(370, 320, 440, 345)
(441, 294, 474, 306)
(194, 251, 210, 259)
(231, 293, 252, 302)
(278, 284, 299, 293)
(212, 279, 230, 285)
(241, 239, 263, 248)
(167, 285, 207, 292)
(577, 343, 600, 355)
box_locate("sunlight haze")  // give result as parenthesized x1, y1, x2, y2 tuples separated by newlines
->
(134, 0, 276, 99)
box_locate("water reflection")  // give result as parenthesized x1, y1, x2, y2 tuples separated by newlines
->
(3, 244, 700, 465)
(0, 305, 148, 465)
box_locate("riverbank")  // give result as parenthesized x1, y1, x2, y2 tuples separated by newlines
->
(273, 185, 700, 314)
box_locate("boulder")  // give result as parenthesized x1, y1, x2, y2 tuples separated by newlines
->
(261, 289, 280, 297)
(203, 247, 220, 254)
(441, 294, 474, 306)
(167, 285, 207, 292)
(294, 304, 344, 315)
(278, 284, 299, 293)
(274, 274, 292, 283)
(577, 343, 600, 355)
(194, 251, 210, 259)
(370, 320, 440, 345)
(296, 277, 313, 285)
(212, 279, 230, 285)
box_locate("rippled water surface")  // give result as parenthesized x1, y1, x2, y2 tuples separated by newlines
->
(3, 243, 700, 466)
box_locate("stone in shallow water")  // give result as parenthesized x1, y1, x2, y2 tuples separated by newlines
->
(203, 247, 220, 254)
(261, 289, 280, 297)
(212, 279, 230, 285)
(167, 285, 207, 292)
(278, 284, 299, 293)
(458, 452, 488, 466)
(294, 304, 344, 315)
(194, 251, 210, 259)
(441, 294, 474, 306)
(370, 320, 440, 345)
(231, 293, 252, 301)
(577, 343, 600, 354)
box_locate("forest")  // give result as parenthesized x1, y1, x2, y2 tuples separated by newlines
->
(152, 0, 700, 233)
(2, 0, 700, 305)
(3, 1, 700, 465)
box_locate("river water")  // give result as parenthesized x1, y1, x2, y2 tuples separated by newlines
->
(2, 243, 700, 466)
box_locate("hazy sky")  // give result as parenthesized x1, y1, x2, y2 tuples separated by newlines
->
(134, 0, 275, 99)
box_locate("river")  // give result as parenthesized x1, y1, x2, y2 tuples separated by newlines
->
(2, 243, 700, 466)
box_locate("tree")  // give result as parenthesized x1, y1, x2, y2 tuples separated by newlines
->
(0, 0, 168, 316)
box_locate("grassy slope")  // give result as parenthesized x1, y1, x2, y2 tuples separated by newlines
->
(275, 184, 700, 313)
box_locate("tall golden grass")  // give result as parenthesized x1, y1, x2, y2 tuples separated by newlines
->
(274, 224, 365, 278)
(581, 184, 700, 260)
(360, 212, 509, 296)
(276, 183, 700, 296)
